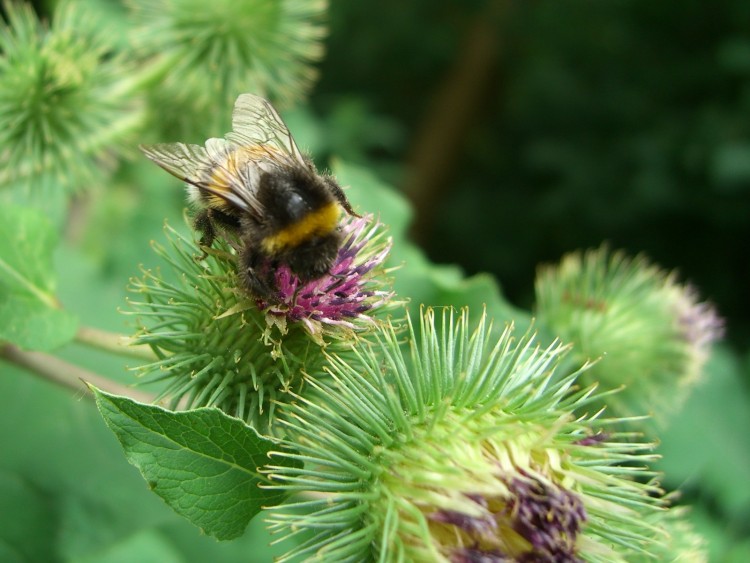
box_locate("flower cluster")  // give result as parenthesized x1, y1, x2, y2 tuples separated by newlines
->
(126, 215, 392, 433)
(534, 246, 723, 422)
(0, 0, 142, 192)
(128, 0, 327, 138)
(265, 308, 694, 561)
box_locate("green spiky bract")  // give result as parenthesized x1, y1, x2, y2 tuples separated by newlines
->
(128, 0, 327, 139)
(534, 246, 723, 423)
(265, 307, 674, 562)
(127, 224, 324, 434)
(0, 0, 143, 192)
(125, 220, 390, 436)
(646, 507, 708, 562)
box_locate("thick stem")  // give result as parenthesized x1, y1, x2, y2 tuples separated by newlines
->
(404, 1, 508, 245)
(0, 343, 155, 404)
(76, 325, 158, 361)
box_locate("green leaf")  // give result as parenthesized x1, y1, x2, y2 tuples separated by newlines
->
(91, 387, 294, 540)
(332, 159, 412, 237)
(656, 346, 750, 516)
(75, 529, 183, 563)
(0, 470, 59, 563)
(0, 204, 77, 350)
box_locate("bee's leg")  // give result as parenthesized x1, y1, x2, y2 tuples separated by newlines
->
(238, 247, 276, 300)
(204, 209, 242, 241)
(322, 175, 361, 218)
(193, 210, 217, 249)
(193, 209, 242, 259)
(210, 209, 242, 231)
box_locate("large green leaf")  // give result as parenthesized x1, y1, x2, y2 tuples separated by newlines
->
(333, 158, 412, 237)
(0, 471, 58, 563)
(656, 346, 750, 516)
(74, 529, 183, 563)
(92, 388, 295, 540)
(0, 205, 77, 350)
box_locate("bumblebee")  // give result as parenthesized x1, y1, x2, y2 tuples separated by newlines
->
(140, 94, 359, 298)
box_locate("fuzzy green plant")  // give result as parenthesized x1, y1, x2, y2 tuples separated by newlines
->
(264, 307, 695, 562)
(648, 507, 707, 562)
(534, 246, 723, 423)
(0, 0, 143, 192)
(128, 0, 328, 138)
(125, 215, 393, 434)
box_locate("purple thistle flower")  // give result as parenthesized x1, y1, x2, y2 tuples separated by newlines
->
(451, 547, 512, 563)
(257, 214, 393, 334)
(126, 215, 392, 431)
(573, 432, 609, 446)
(507, 476, 586, 562)
(676, 285, 724, 354)
(430, 508, 497, 537)
(430, 476, 586, 563)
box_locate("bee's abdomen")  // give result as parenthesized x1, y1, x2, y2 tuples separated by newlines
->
(261, 201, 340, 253)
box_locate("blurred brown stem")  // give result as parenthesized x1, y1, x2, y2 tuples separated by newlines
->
(76, 325, 158, 361)
(405, 1, 509, 245)
(0, 343, 155, 403)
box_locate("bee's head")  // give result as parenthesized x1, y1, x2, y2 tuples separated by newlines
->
(284, 231, 341, 283)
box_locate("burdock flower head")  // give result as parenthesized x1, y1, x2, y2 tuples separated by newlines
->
(0, 0, 142, 191)
(128, 0, 327, 137)
(534, 246, 723, 422)
(256, 215, 393, 339)
(265, 308, 677, 561)
(125, 214, 392, 434)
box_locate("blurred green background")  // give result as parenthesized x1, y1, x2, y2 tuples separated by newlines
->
(2, 0, 749, 561)
(316, 0, 750, 346)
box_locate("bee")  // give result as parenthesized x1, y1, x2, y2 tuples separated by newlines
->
(140, 94, 359, 299)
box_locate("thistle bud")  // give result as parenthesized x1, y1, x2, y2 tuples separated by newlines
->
(128, 0, 327, 137)
(265, 308, 676, 561)
(534, 246, 723, 422)
(0, 1, 142, 191)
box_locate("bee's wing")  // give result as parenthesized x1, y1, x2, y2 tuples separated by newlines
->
(226, 94, 308, 169)
(140, 142, 210, 181)
(140, 142, 261, 214)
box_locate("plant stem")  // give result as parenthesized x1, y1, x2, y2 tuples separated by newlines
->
(404, 1, 507, 245)
(76, 325, 158, 361)
(0, 343, 156, 404)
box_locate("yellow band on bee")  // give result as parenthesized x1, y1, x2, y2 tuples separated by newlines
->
(261, 202, 340, 253)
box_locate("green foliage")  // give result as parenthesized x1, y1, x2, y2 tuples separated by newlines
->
(336, 160, 529, 330)
(92, 387, 296, 540)
(0, 471, 58, 563)
(0, 0, 747, 560)
(0, 0, 143, 191)
(656, 347, 750, 516)
(0, 204, 77, 350)
(321, 0, 750, 346)
(129, 0, 327, 140)
(0, 361, 286, 561)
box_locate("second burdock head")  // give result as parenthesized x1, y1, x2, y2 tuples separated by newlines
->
(534, 245, 723, 424)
